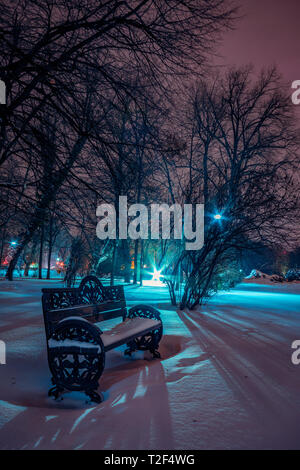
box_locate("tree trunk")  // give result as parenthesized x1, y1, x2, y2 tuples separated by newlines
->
(23, 240, 35, 276)
(110, 240, 117, 286)
(139, 239, 144, 286)
(133, 239, 139, 284)
(24, 261, 30, 277)
(0, 229, 6, 265)
(5, 135, 87, 280)
(38, 223, 44, 279)
(6, 240, 28, 280)
(165, 279, 177, 306)
(46, 215, 54, 280)
(122, 239, 131, 283)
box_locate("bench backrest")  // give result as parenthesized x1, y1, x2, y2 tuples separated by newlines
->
(42, 276, 126, 339)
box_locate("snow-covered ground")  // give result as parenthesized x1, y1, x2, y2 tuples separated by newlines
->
(0, 278, 299, 449)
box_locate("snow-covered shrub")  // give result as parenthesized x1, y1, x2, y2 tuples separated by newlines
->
(245, 269, 262, 279)
(285, 269, 300, 282)
(269, 274, 284, 282)
(245, 269, 284, 282)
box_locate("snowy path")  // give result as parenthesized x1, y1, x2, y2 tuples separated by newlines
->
(0, 279, 299, 449)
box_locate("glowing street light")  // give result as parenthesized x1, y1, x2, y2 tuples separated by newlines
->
(213, 213, 222, 220)
(151, 268, 162, 282)
(10, 241, 17, 246)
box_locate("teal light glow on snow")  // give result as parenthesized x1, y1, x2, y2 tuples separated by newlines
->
(0, 400, 27, 430)
(210, 287, 300, 313)
(70, 407, 95, 434)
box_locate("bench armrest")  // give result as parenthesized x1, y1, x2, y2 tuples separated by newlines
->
(126, 304, 162, 322)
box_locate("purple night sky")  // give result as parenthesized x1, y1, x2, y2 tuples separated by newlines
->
(217, 0, 300, 89)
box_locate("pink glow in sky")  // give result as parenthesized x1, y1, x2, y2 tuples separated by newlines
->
(217, 0, 300, 85)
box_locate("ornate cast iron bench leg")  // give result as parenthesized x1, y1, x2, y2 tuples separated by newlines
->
(150, 348, 161, 359)
(48, 319, 105, 404)
(124, 346, 133, 357)
(85, 384, 103, 404)
(124, 305, 163, 359)
(48, 382, 64, 400)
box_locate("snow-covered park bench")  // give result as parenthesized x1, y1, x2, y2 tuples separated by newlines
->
(42, 276, 163, 403)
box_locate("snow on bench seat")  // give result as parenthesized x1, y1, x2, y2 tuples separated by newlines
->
(48, 316, 161, 352)
(48, 338, 102, 353)
(101, 317, 161, 349)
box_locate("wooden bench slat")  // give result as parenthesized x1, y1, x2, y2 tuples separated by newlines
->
(102, 317, 162, 351)
(46, 301, 126, 323)
(48, 300, 126, 314)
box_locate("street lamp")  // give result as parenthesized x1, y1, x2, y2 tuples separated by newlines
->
(213, 213, 222, 220)
(151, 268, 162, 282)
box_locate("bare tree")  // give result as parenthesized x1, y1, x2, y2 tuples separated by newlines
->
(5, 73, 96, 279)
(175, 67, 299, 308)
(1, 0, 237, 280)
(0, 0, 236, 168)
